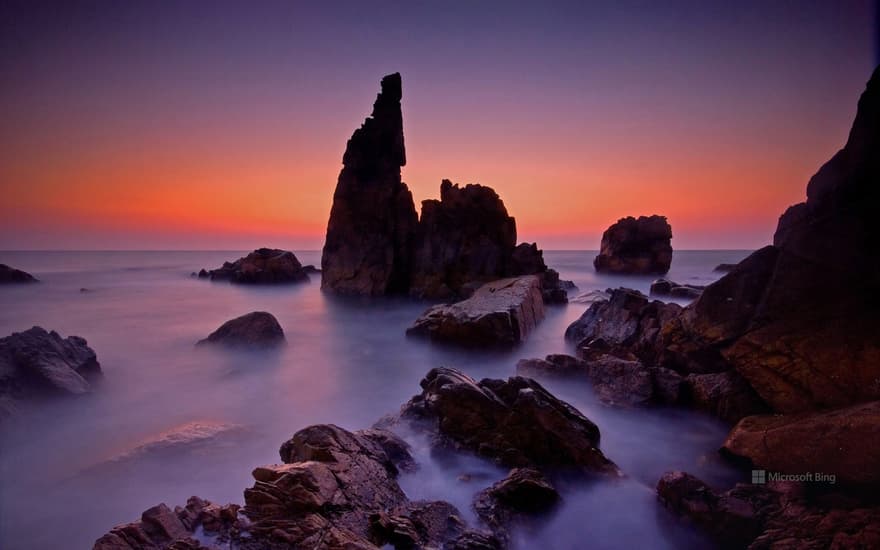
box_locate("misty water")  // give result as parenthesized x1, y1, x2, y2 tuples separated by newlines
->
(0, 250, 752, 549)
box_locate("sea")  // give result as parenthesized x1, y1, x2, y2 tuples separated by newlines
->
(0, 250, 753, 549)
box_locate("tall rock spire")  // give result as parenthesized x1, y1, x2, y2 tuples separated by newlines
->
(321, 73, 418, 295)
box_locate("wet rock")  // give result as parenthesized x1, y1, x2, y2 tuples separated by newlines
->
(407, 276, 545, 346)
(586, 356, 654, 407)
(201, 248, 309, 285)
(301, 264, 321, 274)
(570, 289, 611, 304)
(684, 371, 769, 424)
(474, 468, 559, 540)
(594, 215, 673, 274)
(0, 326, 101, 418)
(396, 367, 620, 475)
(196, 312, 285, 349)
(94, 422, 245, 468)
(0, 263, 38, 283)
(651, 367, 684, 404)
(649, 278, 704, 300)
(657, 471, 880, 549)
(321, 73, 419, 296)
(722, 401, 880, 488)
(713, 263, 738, 273)
(516, 354, 588, 379)
(565, 288, 681, 363)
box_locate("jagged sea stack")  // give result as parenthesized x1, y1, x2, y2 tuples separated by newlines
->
(321, 73, 419, 296)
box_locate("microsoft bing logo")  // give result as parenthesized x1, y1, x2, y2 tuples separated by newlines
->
(751, 470, 766, 484)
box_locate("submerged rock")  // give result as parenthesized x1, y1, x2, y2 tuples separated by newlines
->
(407, 276, 544, 346)
(395, 367, 620, 475)
(722, 401, 880, 488)
(0, 263, 38, 283)
(713, 263, 738, 273)
(474, 468, 559, 542)
(594, 215, 673, 274)
(321, 73, 419, 296)
(200, 248, 309, 285)
(96, 421, 245, 468)
(197, 312, 286, 349)
(0, 326, 101, 418)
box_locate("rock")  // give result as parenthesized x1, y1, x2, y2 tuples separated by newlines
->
(684, 371, 769, 424)
(474, 468, 559, 541)
(406, 276, 545, 346)
(396, 367, 620, 475)
(93, 422, 245, 468)
(410, 180, 517, 299)
(651, 367, 684, 404)
(301, 264, 320, 274)
(593, 215, 673, 274)
(0, 263, 38, 283)
(197, 269, 209, 278)
(649, 278, 704, 300)
(196, 312, 285, 349)
(0, 327, 101, 417)
(200, 248, 309, 284)
(722, 401, 880, 488)
(713, 263, 738, 273)
(321, 73, 419, 296)
(585, 356, 654, 407)
(516, 354, 587, 379)
(565, 288, 681, 363)
(657, 471, 880, 549)
(569, 288, 611, 304)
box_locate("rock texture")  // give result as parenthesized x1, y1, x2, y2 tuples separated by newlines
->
(95, 424, 495, 550)
(649, 278, 704, 300)
(657, 471, 880, 549)
(0, 326, 101, 418)
(722, 401, 880, 488)
(0, 263, 38, 283)
(321, 73, 419, 296)
(474, 468, 559, 543)
(407, 276, 544, 346)
(197, 312, 285, 349)
(395, 367, 620, 475)
(199, 248, 309, 285)
(594, 215, 673, 274)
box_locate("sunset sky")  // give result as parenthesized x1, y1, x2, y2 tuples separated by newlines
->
(1, 1, 876, 250)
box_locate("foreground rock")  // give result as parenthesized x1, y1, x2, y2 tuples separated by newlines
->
(722, 401, 880, 488)
(594, 215, 673, 274)
(197, 312, 285, 349)
(649, 278, 704, 300)
(407, 276, 544, 346)
(0, 326, 101, 418)
(394, 367, 620, 475)
(474, 468, 559, 543)
(321, 73, 419, 296)
(657, 471, 880, 549)
(95, 424, 496, 550)
(0, 263, 38, 283)
(199, 248, 309, 284)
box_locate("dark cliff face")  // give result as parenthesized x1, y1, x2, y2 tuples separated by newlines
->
(321, 73, 419, 296)
(675, 66, 880, 413)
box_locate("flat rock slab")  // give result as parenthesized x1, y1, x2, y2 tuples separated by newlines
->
(407, 275, 544, 346)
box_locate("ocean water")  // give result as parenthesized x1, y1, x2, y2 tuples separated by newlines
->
(0, 249, 752, 549)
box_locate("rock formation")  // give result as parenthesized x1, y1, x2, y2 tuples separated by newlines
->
(406, 276, 544, 346)
(594, 215, 673, 274)
(198, 248, 309, 284)
(649, 278, 704, 300)
(473, 468, 559, 544)
(197, 312, 286, 349)
(321, 73, 419, 296)
(0, 326, 102, 419)
(392, 367, 620, 475)
(0, 263, 38, 283)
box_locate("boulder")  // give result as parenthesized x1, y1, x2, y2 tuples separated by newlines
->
(713, 263, 738, 273)
(395, 367, 620, 475)
(722, 401, 880, 488)
(0, 263, 38, 283)
(657, 471, 880, 549)
(684, 371, 769, 424)
(473, 468, 559, 542)
(200, 248, 309, 284)
(321, 73, 420, 296)
(649, 278, 704, 300)
(196, 312, 286, 349)
(593, 215, 673, 274)
(0, 326, 101, 418)
(406, 276, 544, 346)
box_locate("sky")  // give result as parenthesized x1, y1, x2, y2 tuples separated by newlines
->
(1, 0, 877, 250)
